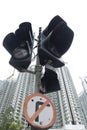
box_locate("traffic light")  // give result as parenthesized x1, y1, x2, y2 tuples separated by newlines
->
(43, 15, 66, 37)
(3, 22, 34, 72)
(41, 68, 60, 93)
(38, 16, 74, 67)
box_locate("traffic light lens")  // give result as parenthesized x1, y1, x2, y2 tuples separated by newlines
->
(13, 48, 28, 59)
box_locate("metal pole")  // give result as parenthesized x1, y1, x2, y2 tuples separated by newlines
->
(31, 27, 45, 130)
(34, 27, 42, 93)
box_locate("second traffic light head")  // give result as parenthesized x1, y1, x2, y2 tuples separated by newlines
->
(38, 21, 74, 67)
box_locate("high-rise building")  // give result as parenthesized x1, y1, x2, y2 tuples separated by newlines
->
(46, 66, 85, 130)
(0, 66, 86, 130)
(0, 79, 16, 114)
(0, 80, 3, 86)
(0, 71, 35, 127)
(79, 77, 87, 128)
(12, 71, 35, 126)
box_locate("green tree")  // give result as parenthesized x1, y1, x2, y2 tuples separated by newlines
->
(9, 120, 24, 130)
(0, 106, 24, 130)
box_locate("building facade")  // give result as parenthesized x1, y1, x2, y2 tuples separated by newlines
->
(0, 66, 86, 130)
(0, 79, 16, 114)
(0, 71, 35, 127)
(79, 77, 87, 128)
(46, 66, 85, 130)
(12, 71, 35, 126)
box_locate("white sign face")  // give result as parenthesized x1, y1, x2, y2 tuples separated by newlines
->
(23, 93, 56, 129)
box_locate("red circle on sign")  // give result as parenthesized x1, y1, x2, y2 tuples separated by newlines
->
(23, 93, 56, 129)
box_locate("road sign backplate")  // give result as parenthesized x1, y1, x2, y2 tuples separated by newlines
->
(23, 93, 56, 129)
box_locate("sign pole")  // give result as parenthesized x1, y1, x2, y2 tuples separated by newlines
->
(31, 27, 46, 130)
(34, 27, 42, 93)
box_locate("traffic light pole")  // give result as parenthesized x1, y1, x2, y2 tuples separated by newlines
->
(34, 27, 42, 93)
(31, 27, 47, 130)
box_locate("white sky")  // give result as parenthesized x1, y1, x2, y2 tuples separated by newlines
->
(0, 0, 87, 94)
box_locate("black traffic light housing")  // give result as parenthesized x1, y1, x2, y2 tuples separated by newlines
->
(41, 68, 60, 93)
(38, 16, 74, 67)
(43, 15, 66, 37)
(3, 22, 34, 72)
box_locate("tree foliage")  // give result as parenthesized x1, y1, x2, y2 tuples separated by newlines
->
(0, 106, 24, 130)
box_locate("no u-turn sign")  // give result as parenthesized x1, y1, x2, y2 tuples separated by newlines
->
(23, 93, 56, 129)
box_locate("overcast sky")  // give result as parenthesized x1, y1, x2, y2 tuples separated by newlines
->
(0, 0, 87, 94)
